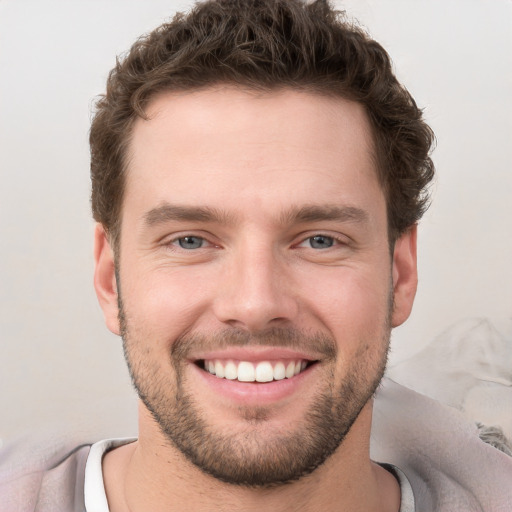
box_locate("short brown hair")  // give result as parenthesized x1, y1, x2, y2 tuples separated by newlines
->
(90, 0, 435, 249)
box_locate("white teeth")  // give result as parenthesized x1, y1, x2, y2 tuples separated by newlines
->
(237, 361, 255, 382)
(204, 359, 310, 382)
(273, 362, 286, 380)
(285, 361, 295, 379)
(255, 361, 274, 382)
(214, 361, 225, 379)
(224, 361, 238, 380)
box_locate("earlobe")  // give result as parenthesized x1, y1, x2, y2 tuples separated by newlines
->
(93, 223, 121, 335)
(391, 225, 418, 328)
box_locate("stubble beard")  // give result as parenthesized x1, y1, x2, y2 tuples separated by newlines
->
(119, 300, 392, 488)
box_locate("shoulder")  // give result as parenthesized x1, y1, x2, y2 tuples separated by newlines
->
(0, 433, 93, 512)
(371, 378, 512, 511)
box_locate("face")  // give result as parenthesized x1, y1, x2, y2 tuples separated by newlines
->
(94, 87, 417, 487)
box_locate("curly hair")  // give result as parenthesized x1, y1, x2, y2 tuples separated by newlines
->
(90, 0, 435, 249)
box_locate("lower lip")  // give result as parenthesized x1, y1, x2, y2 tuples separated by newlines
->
(190, 363, 317, 405)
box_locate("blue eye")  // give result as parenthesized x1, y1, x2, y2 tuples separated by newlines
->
(177, 236, 204, 249)
(308, 235, 335, 249)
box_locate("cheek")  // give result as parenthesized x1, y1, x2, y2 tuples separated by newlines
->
(301, 267, 392, 347)
(120, 266, 214, 348)
(307, 270, 392, 390)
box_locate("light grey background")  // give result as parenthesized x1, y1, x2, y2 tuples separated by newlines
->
(1, 0, 511, 446)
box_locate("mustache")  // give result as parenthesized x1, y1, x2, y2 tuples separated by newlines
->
(171, 327, 338, 362)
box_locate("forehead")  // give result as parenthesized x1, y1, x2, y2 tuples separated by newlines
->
(123, 87, 382, 226)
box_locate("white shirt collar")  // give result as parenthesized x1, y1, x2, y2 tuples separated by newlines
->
(84, 438, 136, 512)
(84, 438, 414, 512)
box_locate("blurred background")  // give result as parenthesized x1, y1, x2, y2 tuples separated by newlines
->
(1, 0, 511, 446)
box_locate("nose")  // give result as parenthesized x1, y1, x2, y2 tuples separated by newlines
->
(212, 243, 299, 332)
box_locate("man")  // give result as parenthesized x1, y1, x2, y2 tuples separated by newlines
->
(1, 0, 511, 511)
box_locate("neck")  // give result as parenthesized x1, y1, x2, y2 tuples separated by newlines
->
(102, 402, 400, 512)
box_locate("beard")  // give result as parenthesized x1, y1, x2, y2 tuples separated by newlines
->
(119, 298, 392, 488)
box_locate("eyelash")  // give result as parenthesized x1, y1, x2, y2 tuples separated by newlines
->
(168, 235, 215, 250)
(166, 233, 347, 251)
(296, 234, 346, 249)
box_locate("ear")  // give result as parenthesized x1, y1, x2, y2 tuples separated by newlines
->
(391, 225, 418, 328)
(93, 223, 121, 335)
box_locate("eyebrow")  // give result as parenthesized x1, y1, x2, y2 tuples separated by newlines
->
(143, 202, 369, 228)
(281, 204, 369, 225)
(144, 203, 236, 226)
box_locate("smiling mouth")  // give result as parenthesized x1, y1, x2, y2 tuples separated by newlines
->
(196, 359, 316, 383)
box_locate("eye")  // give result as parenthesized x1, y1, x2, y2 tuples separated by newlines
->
(175, 236, 205, 250)
(304, 235, 335, 249)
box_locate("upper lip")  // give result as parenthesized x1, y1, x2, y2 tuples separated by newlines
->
(190, 347, 321, 363)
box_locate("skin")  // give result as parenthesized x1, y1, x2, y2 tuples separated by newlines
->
(94, 87, 418, 511)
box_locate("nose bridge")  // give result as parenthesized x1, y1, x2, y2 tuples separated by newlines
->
(213, 237, 298, 331)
